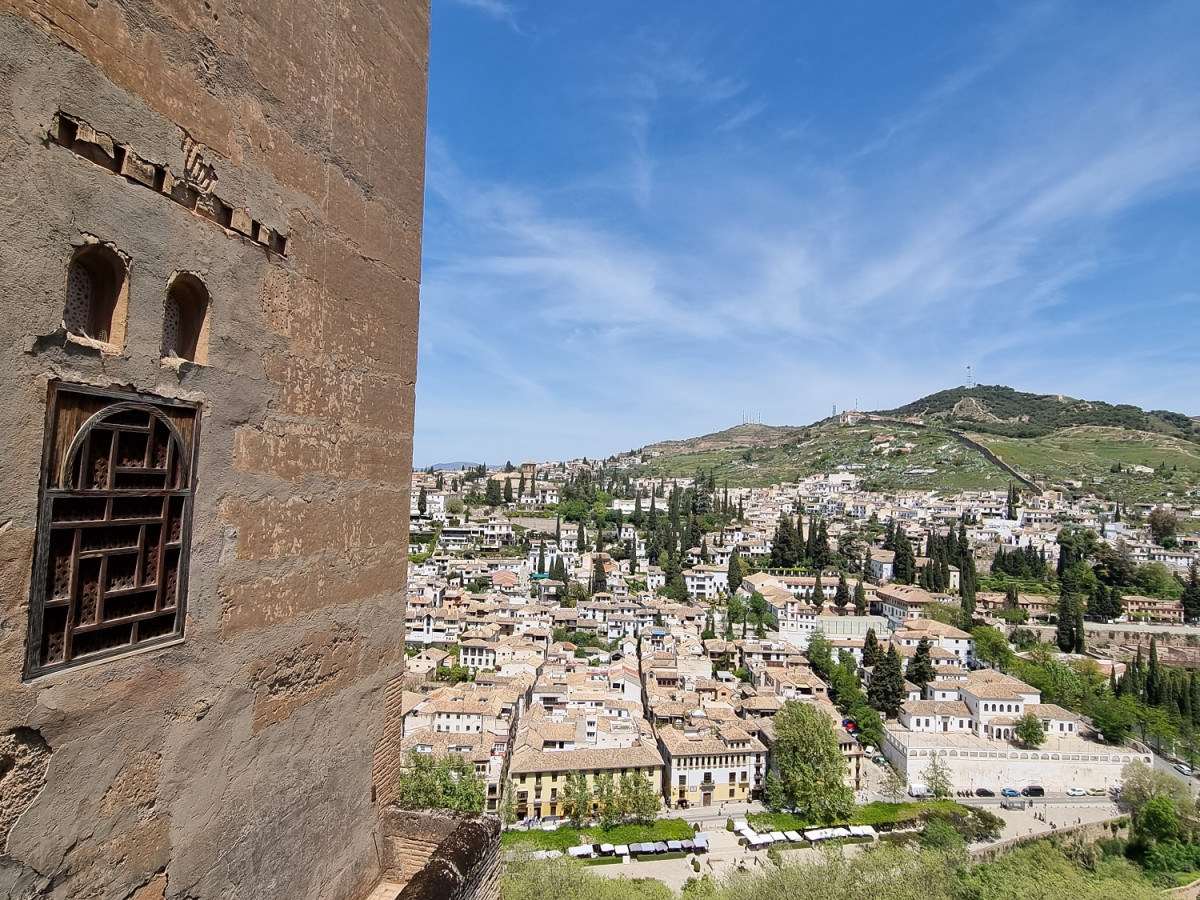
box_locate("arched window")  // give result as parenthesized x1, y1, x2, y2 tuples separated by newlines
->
(162, 273, 210, 363)
(64, 244, 128, 346)
(25, 382, 199, 677)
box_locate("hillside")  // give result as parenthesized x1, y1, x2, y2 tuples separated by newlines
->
(628, 422, 1012, 492)
(638, 423, 806, 456)
(879, 384, 1200, 443)
(620, 386, 1200, 503)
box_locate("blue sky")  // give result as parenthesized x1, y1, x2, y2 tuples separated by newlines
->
(414, 0, 1200, 467)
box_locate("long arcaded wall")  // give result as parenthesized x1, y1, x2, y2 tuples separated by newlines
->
(0, 2, 428, 898)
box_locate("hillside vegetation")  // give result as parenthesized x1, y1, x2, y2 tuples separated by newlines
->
(880, 384, 1200, 443)
(628, 423, 1009, 492)
(620, 386, 1200, 503)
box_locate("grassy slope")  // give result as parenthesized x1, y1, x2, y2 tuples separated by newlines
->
(626, 421, 1200, 502)
(629, 423, 1009, 492)
(977, 426, 1200, 504)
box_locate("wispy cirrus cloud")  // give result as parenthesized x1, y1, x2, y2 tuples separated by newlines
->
(443, 0, 521, 30)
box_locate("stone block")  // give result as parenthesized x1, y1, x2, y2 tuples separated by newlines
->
(120, 151, 158, 187)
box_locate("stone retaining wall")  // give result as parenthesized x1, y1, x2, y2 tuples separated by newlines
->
(381, 806, 501, 900)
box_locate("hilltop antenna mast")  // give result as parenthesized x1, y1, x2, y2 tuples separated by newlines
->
(967, 365, 975, 389)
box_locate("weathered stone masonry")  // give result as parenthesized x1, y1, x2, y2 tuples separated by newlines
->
(0, 2, 429, 898)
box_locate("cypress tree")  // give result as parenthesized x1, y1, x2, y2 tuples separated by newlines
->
(1146, 637, 1163, 706)
(893, 531, 916, 584)
(417, 486, 427, 515)
(960, 555, 977, 618)
(537, 541, 546, 575)
(834, 572, 850, 611)
(906, 637, 937, 693)
(591, 557, 608, 595)
(812, 572, 824, 609)
(868, 644, 906, 717)
(863, 628, 883, 668)
(727, 550, 743, 595)
(854, 578, 867, 615)
(1183, 562, 1200, 622)
(1190, 669, 1200, 728)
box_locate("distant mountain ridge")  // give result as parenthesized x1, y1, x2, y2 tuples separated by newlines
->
(875, 385, 1199, 443)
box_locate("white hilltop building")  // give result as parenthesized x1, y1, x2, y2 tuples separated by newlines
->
(881, 669, 1151, 792)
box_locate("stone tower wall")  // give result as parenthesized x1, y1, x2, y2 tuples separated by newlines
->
(0, 2, 428, 898)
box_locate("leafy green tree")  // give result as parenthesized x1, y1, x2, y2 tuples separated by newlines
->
(594, 772, 620, 829)
(396, 752, 485, 812)
(618, 771, 659, 824)
(562, 771, 592, 826)
(1121, 759, 1191, 818)
(920, 816, 966, 853)
(417, 486, 427, 515)
(868, 644, 906, 717)
(805, 630, 833, 677)
(504, 477, 513, 503)
(1147, 507, 1179, 546)
(499, 779, 517, 826)
(922, 754, 953, 800)
(1139, 794, 1181, 843)
(906, 637, 937, 692)
(765, 701, 853, 824)
(1014, 712, 1046, 748)
(881, 764, 908, 802)
(971, 626, 1012, 672)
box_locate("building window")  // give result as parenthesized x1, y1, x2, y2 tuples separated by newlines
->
(64, 243, 129, 347)
(25, 382, 200, 677)
(161, 273, 210, 363)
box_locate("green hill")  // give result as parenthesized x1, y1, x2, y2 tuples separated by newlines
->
(619, 386, 1200, 504)
(878, 384, 1200, 443)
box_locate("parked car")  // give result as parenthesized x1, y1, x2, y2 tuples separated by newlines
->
(1022, 786, 1045, 797)
(1066, 787, 1086, 797)
(1086, 787, 1107, 796)
(1175, 763, 1193, 776)
(975, 788, 995, 797)
(1001, 788, 1020, 797)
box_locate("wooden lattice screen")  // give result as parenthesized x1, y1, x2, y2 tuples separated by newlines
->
(26, 382, 200, 677)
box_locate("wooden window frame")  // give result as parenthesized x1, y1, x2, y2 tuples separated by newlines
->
(25, 381, 201, 679)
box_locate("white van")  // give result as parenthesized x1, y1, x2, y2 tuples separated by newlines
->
(908, 783, 930, 798)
